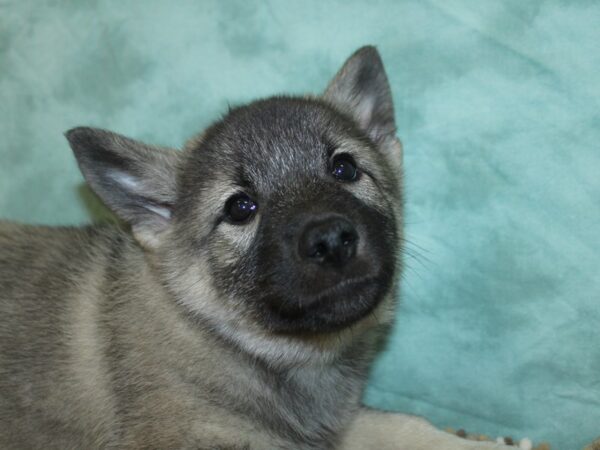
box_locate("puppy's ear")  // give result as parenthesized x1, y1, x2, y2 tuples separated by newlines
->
(66, 127, 180, 249)
(323, 46, 401, 160)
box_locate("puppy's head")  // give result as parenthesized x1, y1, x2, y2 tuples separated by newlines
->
(68, 47, 403, 364)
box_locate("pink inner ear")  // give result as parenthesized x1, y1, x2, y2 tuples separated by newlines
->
(145, 203, 171, 220)
(108, 170, 140, 190)
(356, 95, 376, 132)
(107, 169, 172, 220)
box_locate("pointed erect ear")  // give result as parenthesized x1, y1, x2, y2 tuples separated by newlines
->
(66, 127, 180, 248)
(323, 46, 400, 154)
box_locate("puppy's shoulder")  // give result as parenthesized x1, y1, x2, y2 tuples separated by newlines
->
(0, 221, 132, 291)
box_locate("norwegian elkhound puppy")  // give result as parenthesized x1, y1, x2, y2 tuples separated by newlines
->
(0, 47, 511, 449)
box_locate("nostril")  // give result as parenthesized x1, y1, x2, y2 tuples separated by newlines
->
(340, 231, 356, 247)
(310, 242, 328, 258)
(298, 216, 359, 266)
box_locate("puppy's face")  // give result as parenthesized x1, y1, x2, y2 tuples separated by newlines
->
(68, 47, 403, 363)
(176, 97, 400, 335)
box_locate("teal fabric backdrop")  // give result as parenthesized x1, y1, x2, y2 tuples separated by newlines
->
(1, 1, 598, 448)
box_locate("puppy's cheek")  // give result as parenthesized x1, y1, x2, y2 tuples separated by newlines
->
(207, 222, 262, 303)
(212, 219, 259, 265)
(342, 177, 391, 215)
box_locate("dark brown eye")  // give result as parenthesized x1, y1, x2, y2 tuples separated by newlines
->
(331, 154, 358, 181)
(225, 194, 258, 223)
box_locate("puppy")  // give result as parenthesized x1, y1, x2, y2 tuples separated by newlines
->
(0, 46, 511, 449)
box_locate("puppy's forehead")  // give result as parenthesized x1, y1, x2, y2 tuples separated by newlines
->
(195, 97, 361, 192)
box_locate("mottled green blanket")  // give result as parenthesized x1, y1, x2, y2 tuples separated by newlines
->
(1, 1, 598, 448)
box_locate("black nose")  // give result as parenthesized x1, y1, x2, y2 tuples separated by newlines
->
(298, 216, 358, 267)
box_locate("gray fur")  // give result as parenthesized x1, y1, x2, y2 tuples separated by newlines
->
(0, 47, 511, 450)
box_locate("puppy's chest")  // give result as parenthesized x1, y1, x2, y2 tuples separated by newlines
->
(229, 364, 364, 448)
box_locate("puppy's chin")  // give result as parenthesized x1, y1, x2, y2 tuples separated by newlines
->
(259, 274, 392, 334)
